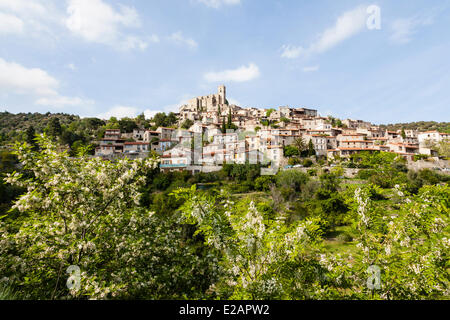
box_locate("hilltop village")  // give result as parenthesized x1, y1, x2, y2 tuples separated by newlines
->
(94, 86, 449, 173)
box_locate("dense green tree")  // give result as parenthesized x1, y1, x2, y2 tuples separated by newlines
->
(118, 118, 138, 133)
(221, 117, 226, 133)
(307, 139, 316, 156)
(1, 136, 218, 299)
(276, 170, 309, 192)
(294, 137, 307, 156)
(106, 117, 120, 129)
(46, 118, 62, 138)
(181, 119, 194, 130)
(283, 145, 299, 158)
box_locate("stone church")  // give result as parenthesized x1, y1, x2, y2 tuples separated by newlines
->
(180, 85, 237, 122)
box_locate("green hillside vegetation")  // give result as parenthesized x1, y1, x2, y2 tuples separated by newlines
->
(0, 111, 179, 154)
(0, 137, 448, 300)
(379, 121, 450, 133)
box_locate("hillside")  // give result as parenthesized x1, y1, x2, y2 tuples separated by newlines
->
(0, 111, 81, 144)
(379, 121, 450, 133)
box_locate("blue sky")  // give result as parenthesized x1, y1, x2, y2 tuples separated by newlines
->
(1, 0, 449, 124)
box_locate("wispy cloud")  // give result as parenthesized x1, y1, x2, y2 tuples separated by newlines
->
(66, 63, 77, 71)
(97, 105, 139, 119)
(196, 0, 241, 9)
(204, 63, 260, 83)
(0, 0, 61, 39)
(0, 12, 24, 35)
(36, 96, 94, 108)
(302, 65, 320, 72)
(281, 5, 367, 59)
(390, 14, 434, 44)
(281, 45, 303, 59)
(168, 31, 198, 49)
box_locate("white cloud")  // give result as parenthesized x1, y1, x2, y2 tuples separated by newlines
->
(97, 105, 139, 119)
(0, 0, 62, 39)
(204, 63, 260, 83)
(0, 57, 94, 108)
(302, 65, 320, 72)
(0, 0, 64, 41)
(142, 110, 161, 119)
(196, 0, 241, 9)
(98, 104, 181, 121)
(36, 96, 94, 108)
(66, 63, 77, 71)
(168, 32, 198, 49)
(390, 15, 434, 44)
(0, 58, 58, 96)
(281, 6, 367, 59)
(0, 0, 47, 16)
(142, 95, 194, 119)
(0, 12, 24, 35)
(281, 45, 303, 59)
(227, 98, 242, 106)
(66, 0, 148, 50)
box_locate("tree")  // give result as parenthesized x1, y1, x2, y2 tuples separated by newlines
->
(294, 137, 307, 157)
(401, 128, 407, 140)
(435, 140, 450, 158)
(348, 185, 449, 299)
(136, 113, 146, 122)
(118, 118, 138, 133)
(106, 117, 120, 129)
(254, 176, 275, 192)
(181, 119, 194, 130)
(307, 139, 316, 157)
(276, 170, 309, 192)
(25, 126, 38, 150)
(283, 145, 299, 158)
(261, 120, 269, 127)
(166, 112, 178, 127)
(221, 117, 226, 134)
(47, 118, 62, 138)
(266, 109, 276, 117)
(173, 186, 330, 299)
(0, 135, 218, 299)
(152, 113, 167, 127)
(280, 117, 290, 124)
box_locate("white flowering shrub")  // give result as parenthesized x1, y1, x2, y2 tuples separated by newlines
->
(0, 135, 219, 299)
(351, 184, 449, 299)
(173, 187, 348, 299)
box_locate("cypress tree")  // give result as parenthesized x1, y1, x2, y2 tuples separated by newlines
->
(308, 139, 315, 156)
(222, 117, 226, 133)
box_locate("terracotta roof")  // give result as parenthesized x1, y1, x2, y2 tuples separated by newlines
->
(338, 148, 378, 151)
